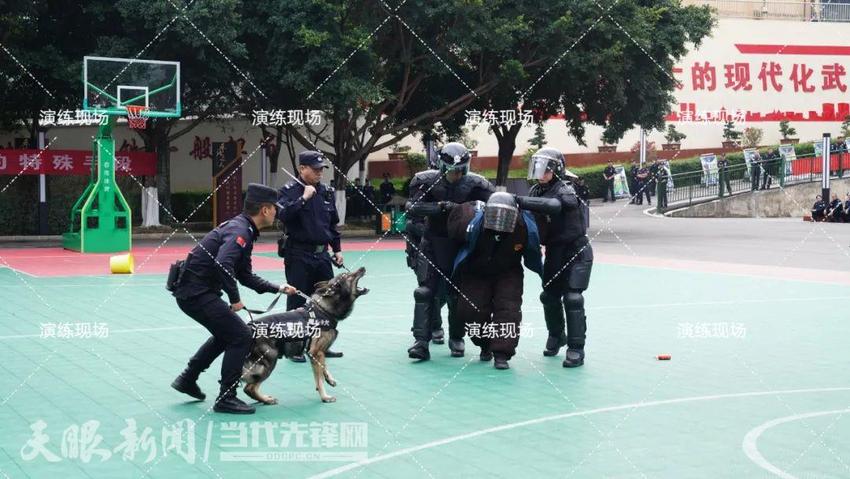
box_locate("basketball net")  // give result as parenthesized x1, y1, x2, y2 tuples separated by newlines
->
(125, 105, 148, 130)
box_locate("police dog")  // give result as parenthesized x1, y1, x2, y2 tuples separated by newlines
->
(241, 267, 368, 405)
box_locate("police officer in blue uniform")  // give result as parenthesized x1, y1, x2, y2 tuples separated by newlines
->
(527, 148, 593, 368)
(405, 142, 495, 360)
(171, 183, 293, 414)
(278, 151, 344, 361)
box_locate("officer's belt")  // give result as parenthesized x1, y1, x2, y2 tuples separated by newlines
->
(551, 234, 590, 251)
(286, 239, 328, 254)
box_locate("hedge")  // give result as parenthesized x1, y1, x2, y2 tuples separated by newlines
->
(0, 175, 213, 235)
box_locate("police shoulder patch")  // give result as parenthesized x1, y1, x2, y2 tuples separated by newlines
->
(236, 236, 246, 247)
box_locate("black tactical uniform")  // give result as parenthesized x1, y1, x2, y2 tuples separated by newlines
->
(528, 148, 593, 368)
(171, 184, 282, 414)
(717, 156, 732, 195)
(406, 142, 495, 360)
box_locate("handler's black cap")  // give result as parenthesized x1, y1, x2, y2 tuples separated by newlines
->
(245, 183, 278, 205)
(298, 150, 329, 169)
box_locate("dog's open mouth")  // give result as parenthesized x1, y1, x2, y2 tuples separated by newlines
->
(351, 267, 369, 296)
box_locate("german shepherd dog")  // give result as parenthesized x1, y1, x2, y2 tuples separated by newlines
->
(241, 267, 368, 405)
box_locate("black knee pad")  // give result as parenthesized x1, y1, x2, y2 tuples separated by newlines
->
(414, 286, 433, 302)
(564, 291, 584, 311)
(540, 290, 560, 306)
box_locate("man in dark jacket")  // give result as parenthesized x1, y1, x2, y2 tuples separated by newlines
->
(602, 161, 616, 202)
(812, 195, 827, 221)
(447, 193, 556, 369)
(171, 184, 294, 414)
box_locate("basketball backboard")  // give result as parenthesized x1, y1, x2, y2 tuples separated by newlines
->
(83, 56, 180, 118)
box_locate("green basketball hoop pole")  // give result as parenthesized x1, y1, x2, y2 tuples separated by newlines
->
(62, 116, 132, 252)
(64, 56, 180, 253)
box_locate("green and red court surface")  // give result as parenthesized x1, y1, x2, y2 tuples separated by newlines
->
(1, 241, 848, 478)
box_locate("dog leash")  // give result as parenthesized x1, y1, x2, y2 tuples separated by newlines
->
(240, 284, 317, 321)
(332, 258, 351, 273)
(242, 292, 284, 322)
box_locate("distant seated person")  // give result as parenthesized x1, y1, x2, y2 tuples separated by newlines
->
(827, 194, 843, 222)
(811, 195, 827, 221)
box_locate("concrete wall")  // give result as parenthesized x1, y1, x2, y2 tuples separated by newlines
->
(669, 178, 850, 218)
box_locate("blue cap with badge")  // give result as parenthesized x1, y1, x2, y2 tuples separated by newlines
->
(298, 150, 329, 169)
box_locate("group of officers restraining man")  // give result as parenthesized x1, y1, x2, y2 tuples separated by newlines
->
(168, 144, 592, 414)
(404, 143, 592, 371)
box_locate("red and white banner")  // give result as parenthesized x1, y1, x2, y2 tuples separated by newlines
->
(666, 18, 850, 124)
(0, 149, 156, 176)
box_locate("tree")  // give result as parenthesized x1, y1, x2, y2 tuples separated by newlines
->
(0, 1, 122, 142)
(473, 0, 714, 185)
(840, 115, 850, 138)
(722, 121, 741, 142)
(664, 124, 686, 144)
(530, 123, 547, 149)
(742, 127, 763, 148)
(779, 119, 797, 140)
(239, 1, 504, 192)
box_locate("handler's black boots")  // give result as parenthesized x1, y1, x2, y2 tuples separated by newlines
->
(543, 332, 567, 357)
(431, 328, 445, 345)
(214, 394, 255, 414)
(563, 348, 585, 368)
(408, 340, 431, 360)
(171, 371, 205, 401)
(448, 338, 465, 357)
(493, 353, 510, 370)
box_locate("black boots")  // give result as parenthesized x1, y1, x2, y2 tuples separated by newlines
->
(171, 371, 205, 401)
(431, 328, 445, 345)
(493, 353, 510, 370)
(479, 344, 493, 362)
(448, 338, 465, 357)
(214, 393, 256, 414)
(563, 348, 585, 368)
(543, 332, 568, 357)
(408, 340, 431, 360)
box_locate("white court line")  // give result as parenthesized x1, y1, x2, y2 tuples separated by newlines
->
(308, 386, 850, 479)
(742, 409, 850, 479)
(0, 272, 414, 287)
(1, 294, 847, 341)
(0, 264, 38, 278)
(0, 326, 410, 340)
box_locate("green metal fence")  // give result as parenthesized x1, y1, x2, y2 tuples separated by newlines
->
(656, 153, 850, 213)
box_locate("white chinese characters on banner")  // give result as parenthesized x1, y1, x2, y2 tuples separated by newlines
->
(52, 155, 73, 171)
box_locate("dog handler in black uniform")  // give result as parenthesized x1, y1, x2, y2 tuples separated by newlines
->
(278, 151, 344, 362)
(527, 148, 594, 368)
(171, 183, 295, 414)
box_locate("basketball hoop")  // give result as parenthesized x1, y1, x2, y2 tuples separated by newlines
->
(125, 105, 148, 129)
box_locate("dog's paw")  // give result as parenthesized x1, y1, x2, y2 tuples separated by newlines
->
(325, 377, 337, 387)
(262, 396, 278, 405)
(321, 396, 336, 403)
